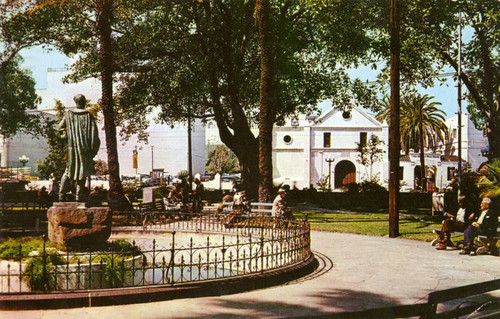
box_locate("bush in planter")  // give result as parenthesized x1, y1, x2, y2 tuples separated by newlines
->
(23, 249, 65, 292)
(0, 237, 46, 260)
(90, 254, 129, 288)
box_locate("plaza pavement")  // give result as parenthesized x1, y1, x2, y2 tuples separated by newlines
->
(1, 231, 499, 318)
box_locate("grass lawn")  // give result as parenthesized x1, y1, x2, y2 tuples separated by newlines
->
(294, 211, 444, 242)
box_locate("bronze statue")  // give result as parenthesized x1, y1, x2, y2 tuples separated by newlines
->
(59, 94, 100, 202)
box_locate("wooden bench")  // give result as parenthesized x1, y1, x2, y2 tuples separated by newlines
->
(219, 201, 276, 228)
(430, 216, 500, 255)
(221, 202, 273, 215)
(138, 200, 177, 226)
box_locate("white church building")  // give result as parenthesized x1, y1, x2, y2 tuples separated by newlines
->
(272, 106, 389, 189)
(270, 107, 487, 191)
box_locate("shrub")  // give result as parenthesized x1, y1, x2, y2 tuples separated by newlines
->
(0, 237, 54, 260)
(346, 181, 387, 194)
(23, 249, 65, 292)
(107, 239, 141, 255)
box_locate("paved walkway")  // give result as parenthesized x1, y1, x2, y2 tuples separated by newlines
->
(2, 231, 500, 318)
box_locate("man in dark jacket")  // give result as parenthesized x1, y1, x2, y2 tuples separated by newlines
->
(436, 196, 475, 250)
(460, 197, 498, 255)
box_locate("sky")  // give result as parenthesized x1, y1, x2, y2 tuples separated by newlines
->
(20, 45, 463, 120)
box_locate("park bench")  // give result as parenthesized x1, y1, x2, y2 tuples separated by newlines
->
(0, 202, 47, 235)
(110, 199, 175, 226)
(221, 201, 273, 215)
(430, 215, 500, 255)
(139, 200, 181, 226)
(220, 201, 275, 228)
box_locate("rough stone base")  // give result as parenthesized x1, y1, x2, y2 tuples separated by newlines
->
(47, 203, 112, 249)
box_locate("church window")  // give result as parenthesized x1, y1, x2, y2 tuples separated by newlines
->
(324, 132, 331, 148)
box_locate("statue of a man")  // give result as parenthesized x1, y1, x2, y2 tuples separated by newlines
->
(59, 94, 100, 202)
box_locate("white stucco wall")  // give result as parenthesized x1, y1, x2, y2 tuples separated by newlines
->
(445, 113, 488, 171)
(0, 133, 49, 176)
(96, 118, 206, 178)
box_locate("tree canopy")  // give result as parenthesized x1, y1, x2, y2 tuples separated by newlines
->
(0, 2, 46, 137)
(109, 0, 377, 196)
(386, 0, 500, 159)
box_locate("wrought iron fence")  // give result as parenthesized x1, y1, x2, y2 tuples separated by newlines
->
(0, 215, 311, 294)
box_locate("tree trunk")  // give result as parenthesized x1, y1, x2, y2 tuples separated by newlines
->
(389, 0, 400, 238)
(236, 143, 259, 200)
(255, 0, 273, 203)
(96, 0, 123, 201)
(487, 109, 500, 160)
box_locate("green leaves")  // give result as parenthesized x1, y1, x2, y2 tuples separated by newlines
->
(479, 159, 500, 199)
(377, 92, 447, 154)
(0, 57, 40, 137)
(206, 145, 240, 174)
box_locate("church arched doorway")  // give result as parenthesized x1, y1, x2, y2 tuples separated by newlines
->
(335, 160, 356, 188)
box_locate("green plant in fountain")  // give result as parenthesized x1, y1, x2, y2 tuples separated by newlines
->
(23, 248, 65, 292)
(90, 254, 127, 288)
(2, 237, 141, 291)
(0, 237, 57, 260)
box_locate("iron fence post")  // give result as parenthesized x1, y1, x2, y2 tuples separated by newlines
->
(42, 234, 47, 293)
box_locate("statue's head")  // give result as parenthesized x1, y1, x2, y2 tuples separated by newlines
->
(74, 94, 86, 109)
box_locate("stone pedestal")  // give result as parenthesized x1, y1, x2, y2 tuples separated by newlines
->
(47, 202, 112, 249)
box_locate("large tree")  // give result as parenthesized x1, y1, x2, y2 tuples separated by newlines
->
(0, 3, 47, 137)
(15, 0, 138, 200)
(0, 58, 39, 137)
(395, 0, 500, 160)
(377, 94, 448, 154)
(113, 0, 372, 197)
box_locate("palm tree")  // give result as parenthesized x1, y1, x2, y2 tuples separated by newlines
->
(255, 0, 274, 202)
(377, 93, 448, 190)
(479, 159, 500, 199)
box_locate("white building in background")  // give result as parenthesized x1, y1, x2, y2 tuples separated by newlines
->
(443, 113, 487, 171)
(5, 66, 488, 188)
(398, 151, 464, 192)
(0, 131, 49, 176)
(0, 112, 55, 178)
(100, 117, 206, 178)
(35, 68, 206, 178)
(206, 105, 474, 191)
(272, 106, 389, 189)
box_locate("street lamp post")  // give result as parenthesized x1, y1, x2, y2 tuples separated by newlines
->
(457, 0, 463, 195)
(19, 155, 29, 167)
(325, 157, 335, 191)
(151, 145, 154, 176)
(18, 155, 29, 181)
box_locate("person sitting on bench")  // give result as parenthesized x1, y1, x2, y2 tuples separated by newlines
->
(216, 190, 234, 220)
(436, 196, 474, 250)
(272, 188, 294, 221)
(460, 197, 498, 255)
